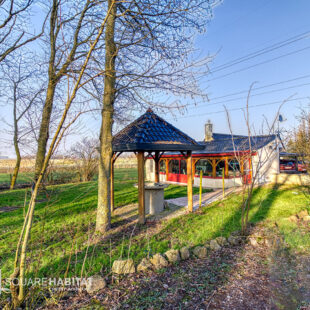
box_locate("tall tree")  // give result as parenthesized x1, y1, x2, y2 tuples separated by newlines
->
(9, 3, 112, 307)
(96, 0, 117, 233)
(0, 55, 43, 189)
(33, 0, 103, 181)
(95, 0, 215, 232)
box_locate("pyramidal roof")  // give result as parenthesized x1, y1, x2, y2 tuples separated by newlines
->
(113, 109, 203, 152)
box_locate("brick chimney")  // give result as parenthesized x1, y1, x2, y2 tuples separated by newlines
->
(204, 120, 213, 141)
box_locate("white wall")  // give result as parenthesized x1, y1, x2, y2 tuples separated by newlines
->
(252, 139, 280, 185)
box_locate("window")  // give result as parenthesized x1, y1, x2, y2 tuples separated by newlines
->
(228, 159, 241, 177)
(215, 160, 225, 177)
(195, 159, 213, 176)
(169, 159, 179, 174)
(160, 160, 166, 173)
(180, 160, 187, 175)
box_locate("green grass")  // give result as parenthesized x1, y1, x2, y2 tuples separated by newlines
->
(0, 168, 209, 279)
(0, 170, 81, 186)
(0, 169, 309, 284)
(0, 172, 34, 185)
(160, 185, 310, 250)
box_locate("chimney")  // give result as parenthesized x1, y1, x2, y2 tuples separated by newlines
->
(204, 120, 213, 141)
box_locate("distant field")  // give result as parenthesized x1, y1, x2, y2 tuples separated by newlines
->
(0, 156, 136, 173)
(0, 156, 137, 186)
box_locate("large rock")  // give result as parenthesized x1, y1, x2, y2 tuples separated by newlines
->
(112, 259, 135, 274)
(298, 210, 309, 219)
(216, 236, 227, 246)
(86, 275, 106, 294)
(180, 247, 190, 260)
(210, 239, 221, 251)
(150, 253, 168, 269)
(193, 246, 207, 258)
(165, 249, 180, 263)
(137, 258, 152, 272)
(228, 235, 241, 246)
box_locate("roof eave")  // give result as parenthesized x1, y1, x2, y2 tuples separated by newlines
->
(113, 143, 205, 152)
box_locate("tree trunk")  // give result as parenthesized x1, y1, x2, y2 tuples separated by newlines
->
(10, 132, 21, 190)
(95, 0, 117, 233)
(34, 0, 58, 181)
(10, 86, 21, 190)
(34, 81, 56, 181)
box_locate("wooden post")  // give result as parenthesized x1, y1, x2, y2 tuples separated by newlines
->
(137, 151, 145, 224)
(192, 159, 198, 180)
(199, 170, 203, 208)
(212, 159, 216, 178)
(154, 151, 160, 183)
(165, 159, 169, 180)
(225, 157, 229, 178)
(187, 151, 193, 212)
(111, 155, 115, 213)
(222, 167, 225, 198)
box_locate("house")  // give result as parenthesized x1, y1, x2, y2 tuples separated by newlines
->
(146, 120, 280, 188)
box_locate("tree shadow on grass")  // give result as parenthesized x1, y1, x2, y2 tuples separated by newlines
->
(115, 183, 292, 309)
(7, 181, 307, 309)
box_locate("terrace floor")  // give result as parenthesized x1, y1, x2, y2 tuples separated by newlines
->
(166, 187, 239, 210)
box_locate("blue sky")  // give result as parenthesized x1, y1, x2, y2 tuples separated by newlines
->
(1, 0, 310, 157)
(164, 0, 310, 140)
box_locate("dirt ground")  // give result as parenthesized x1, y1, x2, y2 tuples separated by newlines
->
(41, 224, 310, 310)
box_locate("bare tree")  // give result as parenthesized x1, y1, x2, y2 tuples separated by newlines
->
(287, 103, 310, 164)
(225, 92, 289, 234)
(0, 53, 43, 189)
(71, 137, 98, 182)
(95, 0, 216, 233)
(0, 0, 45, 62)
(33, 0, 106, 181)
(9, 4, 112, 307)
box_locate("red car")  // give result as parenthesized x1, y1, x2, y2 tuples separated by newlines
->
(280, 160, 307, 172)
(297, 161, 307, 172)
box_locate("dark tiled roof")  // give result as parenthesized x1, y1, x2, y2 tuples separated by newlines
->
(195, 133, 277, 154)
(113, 109, 204, 152)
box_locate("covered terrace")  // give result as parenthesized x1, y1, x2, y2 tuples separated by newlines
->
(112, 109, 204, 224)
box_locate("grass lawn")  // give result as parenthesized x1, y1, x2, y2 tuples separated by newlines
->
(0, 168, 309, 285)
(0, 172, 34, 185)
(0, 168, 209, 279)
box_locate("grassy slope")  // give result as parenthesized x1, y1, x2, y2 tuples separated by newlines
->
(0, 169, 309, 282)
(0, 168, 209, 279)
